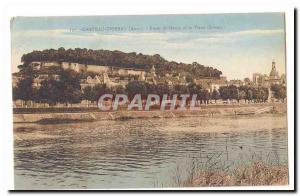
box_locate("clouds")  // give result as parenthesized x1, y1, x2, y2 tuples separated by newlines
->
(11, 26, 286, 79)
(210, 29, 284, 38)
(12, 27, 285, 52)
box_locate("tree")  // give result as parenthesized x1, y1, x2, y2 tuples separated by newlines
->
(83, 86, 94, 102)
(246, 89, 254, 103)
(238, 90, 246, 103)
(219, 86, 230, 101)
(244, 78, 251, 85)
(92, 84, 109, 101)
(126, 81, 147, 100)
(255, 87, 268, 103)
(18, 65, 36, 78)
(271, 84, 286, 102)
(278, 86, 287, 102)
(37, 78, 62, 105)
(188, 83, 201, 94)
(12, 87, 19, 101)
(37, 70, 83, 106)
(113, 85, 127, 95)
(172, 84, 189, 98)
(218, 85, 238, 103)
(60, 69, 81, 90)
(13, 77, 37, 106)
(64, 87, 82, 104)
(239, 86, 249, 103)
(185, 74, 194, 83)
(59, 70, 83, 105)
(198, 89, 210, 104)
(228, 85, 238, 101)
(145, 83, 157, 95)
(187, 83, 202, 104)
(204, 90, 211, 104)
(156, 84, 170, 101)
(211, 89, 220, 103)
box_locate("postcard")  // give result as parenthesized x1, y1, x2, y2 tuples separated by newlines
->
(11, 13, 290, 190)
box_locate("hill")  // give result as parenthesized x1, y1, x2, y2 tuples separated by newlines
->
(20, 47, 223, 78)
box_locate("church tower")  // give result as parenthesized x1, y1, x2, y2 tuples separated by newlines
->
(150, 65, 156, 77)
(271, 60, 277, 74)
(269, 60, 279, 79)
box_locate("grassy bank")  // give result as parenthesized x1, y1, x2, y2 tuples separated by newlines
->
(188, 161, 288, 187)
(13, 103, 286, 124)
(13, 102, 286, 114)
(170, 150, 288, 188)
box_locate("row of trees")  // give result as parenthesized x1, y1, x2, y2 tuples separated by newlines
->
(271, 84, 287, 102)
(13, 69, 287, 106)
(20, 47, 222, 78)
(218, 85, 270, 103)
(13, 70, 82, 105)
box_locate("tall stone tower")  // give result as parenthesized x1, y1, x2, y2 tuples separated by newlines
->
(150, 65, 156, 77)
(103, 73, 111, 88)
(269, 60, 279, 79)
(139, 71, 145, 81)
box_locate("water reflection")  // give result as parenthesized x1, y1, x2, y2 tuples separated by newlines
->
(14, 114, 288, 189)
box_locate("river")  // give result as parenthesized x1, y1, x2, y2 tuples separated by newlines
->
(14, 114, 288, 189)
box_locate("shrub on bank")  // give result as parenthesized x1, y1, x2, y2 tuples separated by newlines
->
(189, 161, 288, 187)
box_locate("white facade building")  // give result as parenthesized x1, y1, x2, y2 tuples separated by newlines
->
(86, 65, 110, 73)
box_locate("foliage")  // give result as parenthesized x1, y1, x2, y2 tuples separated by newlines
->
(13, 77, 37, 102)
(126, 81, 148, 100)
(211, 89, 220, 103)
(20, 48, 222, 79)
(271, 84, 286, 102)
(38, 78, 63, 105)
(219, 85, 238, 100)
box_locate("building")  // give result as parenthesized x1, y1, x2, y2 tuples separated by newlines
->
(194, 76, 227, 92)
(41, 61, 61, 68)
(252, 60, 283, 87)
(33, 74, 60, 88)
(228, 79, 244, 87)
(43, 61, 86, 72)
(139, 72, 146, 81)
(80, 75, 103, 88)
(209, 80, 228, 92)
(127, 69, 145, 76)
(109, 66, 146, 77)
(86, 65, 110, 73)
(145, 65, 157, 84)
(61, 62, 70, 70)
(103, 73, 120, 88)
(28, 61, 60, 70)
(267, 60, 281, 85)
(69, 63, 86, 72)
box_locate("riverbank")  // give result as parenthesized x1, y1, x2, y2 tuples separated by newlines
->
(186, 161, 288, 187)
(13, 103, 287, 124)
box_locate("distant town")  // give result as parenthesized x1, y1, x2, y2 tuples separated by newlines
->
(12, 48, 286, 109)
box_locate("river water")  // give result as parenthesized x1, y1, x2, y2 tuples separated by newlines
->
(14, 114, 288, 189)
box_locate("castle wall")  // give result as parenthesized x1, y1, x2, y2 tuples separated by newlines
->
(86, 65, 110, 73)
(69, 63, 86, 72)
(61, 62, 70, 69)
(127, 70, 145, 76)
(41, 61, 60, 67)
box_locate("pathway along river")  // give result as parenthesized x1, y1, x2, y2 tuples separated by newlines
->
(14, 114, 288, 189)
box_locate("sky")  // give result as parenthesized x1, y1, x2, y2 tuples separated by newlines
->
(11, 13, 286, 80)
